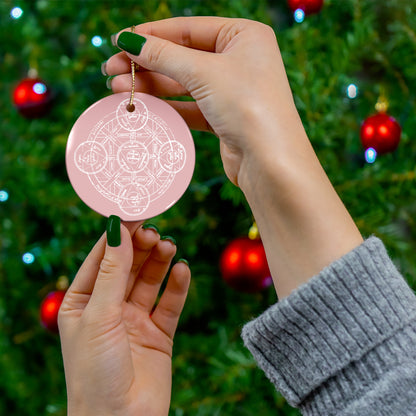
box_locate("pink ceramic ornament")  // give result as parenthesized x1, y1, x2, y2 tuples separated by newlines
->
(66, 92, 195, 221)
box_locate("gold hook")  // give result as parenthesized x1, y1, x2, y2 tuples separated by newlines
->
(375, 86, 389, 113)
(248, 222, 259, 240)
(126, 25, 136, 112)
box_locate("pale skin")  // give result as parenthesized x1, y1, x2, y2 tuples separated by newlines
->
(59, 224, 191, 416)
(107, 16, 363, 297)
(59, 16, 364, 416)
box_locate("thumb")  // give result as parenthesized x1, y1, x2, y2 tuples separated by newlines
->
(116, 31, 207, 92)
(88, 215, 133, 310)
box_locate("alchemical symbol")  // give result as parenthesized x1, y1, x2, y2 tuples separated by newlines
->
(66, 92, 195, 221)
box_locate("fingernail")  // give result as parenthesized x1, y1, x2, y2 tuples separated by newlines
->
(161, 235, 176, 245)
(106, 76, 113, 90)
(178, 258, 189, 266)
(107, 215, 121, 247)
(142, 223, 159, 233)
(117, 32, 147, 56)
(101, 60, 108, 76)
(111, 33, 118, 46)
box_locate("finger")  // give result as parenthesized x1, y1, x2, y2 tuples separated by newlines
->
(114, 23, 212, 93)
(124, 224, 161, 299)
(104, 51, 135, 75)
(113, 17, 263, 94)
(130, 16, 234, 52)
(104, 51, 153, 75)
(62, 232, 107, 306)
(62, 220, 141, 302)
(122, 220, 144, 236)
(151, 261, 191, 339)
(87, 222, 133, 310)
(110, 72, 190, 97)
(128, 238, 177, 313)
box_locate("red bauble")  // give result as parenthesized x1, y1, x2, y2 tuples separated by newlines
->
(287, 0, 324, 15)
(360, 112, 401, 155)
(40, 290, 66, 332)
(220, 237, 272, 293)
(13, 77, 52, 118)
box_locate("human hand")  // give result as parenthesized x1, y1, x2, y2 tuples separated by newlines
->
(58, 219, 190, 416)
(104, 17, 362, 300)
(104, 16, 302, 187)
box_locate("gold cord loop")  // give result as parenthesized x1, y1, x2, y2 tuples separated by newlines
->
(126, 25, 137, 112)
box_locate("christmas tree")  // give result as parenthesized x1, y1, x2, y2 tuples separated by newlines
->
(1, 0, 416, 415)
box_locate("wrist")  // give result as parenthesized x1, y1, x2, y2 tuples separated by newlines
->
(237, 117, 363, 299)
(67, 395, 106, 416)
(68, 406, 111, 416)
(237, 108, 312, 194)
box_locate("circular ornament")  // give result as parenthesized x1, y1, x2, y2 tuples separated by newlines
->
(40, 290, 66, 333)
(220, 237, 272, 293)
(66, 92, 195, 221)
(13, 77, 52, 118)
(287, 0, 324, 15)
(360, 112, 401, 155)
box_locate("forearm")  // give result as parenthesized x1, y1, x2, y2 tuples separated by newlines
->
(238, 109, 363, 299)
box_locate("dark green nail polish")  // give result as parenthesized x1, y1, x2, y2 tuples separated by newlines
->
(117, 32, 147, 56)
(107, 215, 121, 247)
(161, 235, 176, 245)
(106, 76, 114, 90)
(100, 60, 108, 76)
(142, 223, 159, 233)
(178, 258, 189, 266)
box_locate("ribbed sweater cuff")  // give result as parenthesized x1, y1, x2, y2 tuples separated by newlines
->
(241, 237, 416, 411)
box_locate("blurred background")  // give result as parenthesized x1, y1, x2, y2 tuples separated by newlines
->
(1, 0, 416, 414)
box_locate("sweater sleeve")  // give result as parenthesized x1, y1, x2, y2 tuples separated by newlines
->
(241, 237, 416, 415)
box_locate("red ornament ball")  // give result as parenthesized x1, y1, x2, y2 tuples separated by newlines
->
(220, 237, 272, 293)
(360, 112, 401, 155)
(287, 0, 324, 15)
(13, 77, 52, 118)
(40, 290, 66, 332)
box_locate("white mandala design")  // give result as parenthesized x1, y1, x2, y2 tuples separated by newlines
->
(73, 97, 187, 216)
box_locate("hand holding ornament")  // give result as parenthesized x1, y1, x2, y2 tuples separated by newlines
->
(106, 16, 362, 298)
(58, 220, 190, 416)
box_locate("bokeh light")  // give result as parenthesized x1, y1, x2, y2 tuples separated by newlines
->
(347, 83, 358, 99)
(365, 147, 377, 164)
(294, 9, 305, 23)
(11, 7, 23, 19)
(91, 35, 103, 47)
(0, 190, 8, 202)
(22, 252, 35, 264)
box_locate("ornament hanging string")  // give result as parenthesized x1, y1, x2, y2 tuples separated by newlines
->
(126, 25, 136, 112)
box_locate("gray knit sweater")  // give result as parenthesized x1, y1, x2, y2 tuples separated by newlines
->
(241, 237, 416, 415)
